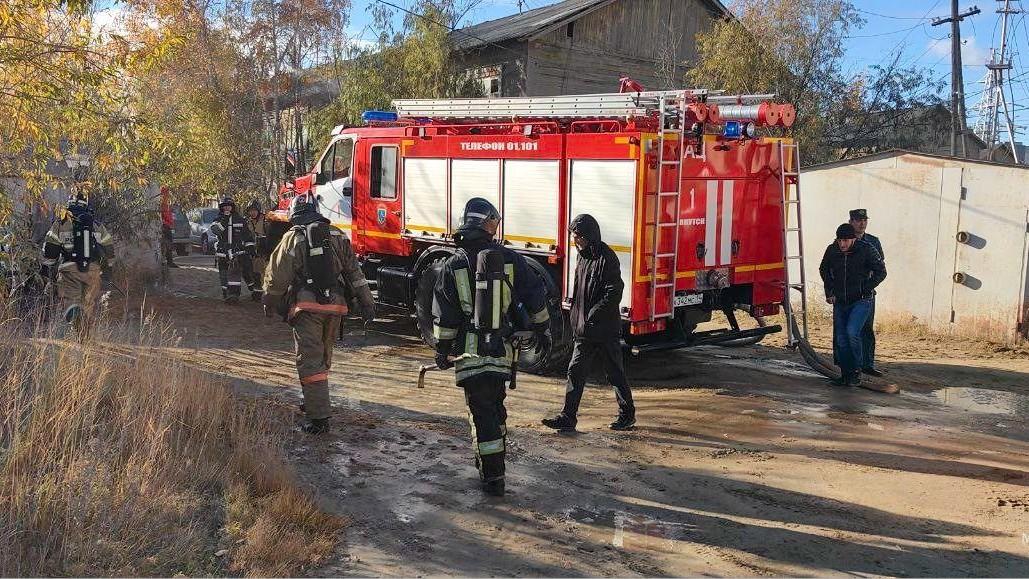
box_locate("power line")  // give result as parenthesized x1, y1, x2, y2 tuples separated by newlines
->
(854, 7, 932, 20)
(846, 22, 924, 39)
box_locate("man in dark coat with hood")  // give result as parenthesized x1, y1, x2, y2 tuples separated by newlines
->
(542, 214, 636, 432)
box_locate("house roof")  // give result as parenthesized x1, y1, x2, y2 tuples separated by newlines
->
(452, 0, 730, 52)
(804, 149, 1029, 172)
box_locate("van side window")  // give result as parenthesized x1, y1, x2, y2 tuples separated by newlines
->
(320, 143, 335, 178)
(370, 146, 398, 199)
(333, 139, 353, 179)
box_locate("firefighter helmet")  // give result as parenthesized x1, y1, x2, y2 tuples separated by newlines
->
(67, 191, 89, 210)
(218, 196, 236, 212)
(246, 199, 262, 214)
(458, 197, 501, 233)
(288, 193, 322, 225)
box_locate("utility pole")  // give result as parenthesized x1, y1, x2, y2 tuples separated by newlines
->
(973, 0, 1021, 162)
(517, 0, 525, 13)
(932, 2, 981, 158)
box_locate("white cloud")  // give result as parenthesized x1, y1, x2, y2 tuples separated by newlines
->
(927, 35, 992, 66)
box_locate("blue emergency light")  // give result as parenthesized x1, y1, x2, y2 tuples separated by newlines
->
(362, 110, 399, 124)
(723, 120, 743, 139)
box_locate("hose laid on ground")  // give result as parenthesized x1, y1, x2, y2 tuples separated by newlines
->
(790, 317, 842, 380)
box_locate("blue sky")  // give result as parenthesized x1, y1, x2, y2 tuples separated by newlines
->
(347, 0, 1029, 142)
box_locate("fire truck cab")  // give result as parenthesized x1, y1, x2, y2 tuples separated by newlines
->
(269, 90, 805, 374)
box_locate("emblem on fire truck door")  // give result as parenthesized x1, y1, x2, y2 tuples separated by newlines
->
(376, 205, 387, 226)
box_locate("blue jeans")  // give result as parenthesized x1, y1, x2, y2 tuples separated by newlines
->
(861, 298, 876, 369)
(833, 299, 873, 376)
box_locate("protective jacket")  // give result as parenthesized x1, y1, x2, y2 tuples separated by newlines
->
(210, 213, 253, 258)
(246, 213, 270, 257)
(432, 229, 550, 385)
(818, 241, 887, 306)
(569, 214, 623, 341)
(41, 206, 115, 272)
(263, 218, 374, 320)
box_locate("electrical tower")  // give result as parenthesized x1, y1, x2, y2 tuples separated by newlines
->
(972, 0, 1022, 163)
(932, 2, 981, 157)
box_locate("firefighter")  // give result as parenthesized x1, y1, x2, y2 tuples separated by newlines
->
(244, 199, 269, 280)
(159, 187, 178, 269)
(40, 191, 116, 327)
(849, 208, 884, 377)
(432, 197, 551, 497)
(261, 193, 375, 434)
(210, 197, 260, 302)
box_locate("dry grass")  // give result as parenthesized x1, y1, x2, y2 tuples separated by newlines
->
(0, 308, 343, 576)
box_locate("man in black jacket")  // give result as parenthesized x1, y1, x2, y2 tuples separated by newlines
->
(819, 223, 888, 387)
(542, 214, 635, 432)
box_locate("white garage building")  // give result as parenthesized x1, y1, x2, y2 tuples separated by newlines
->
(799, 150, 1029, 340)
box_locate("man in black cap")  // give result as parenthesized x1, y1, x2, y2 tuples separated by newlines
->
(849, 209, 884, 376)
(819, 223, 887, 387)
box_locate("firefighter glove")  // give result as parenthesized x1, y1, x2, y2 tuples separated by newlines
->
(247, 246, 258, 258)
(38, 264, 51, 279)
(100, 263, 113, 283)
(434, 351, 453, 371)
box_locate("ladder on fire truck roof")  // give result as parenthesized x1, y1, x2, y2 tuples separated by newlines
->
(778, 141, 809, 347)
(649, 93, 686, 321)
(392, 91, 777, 120)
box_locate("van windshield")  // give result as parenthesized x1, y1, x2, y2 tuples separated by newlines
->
(201, 209, 219, 223)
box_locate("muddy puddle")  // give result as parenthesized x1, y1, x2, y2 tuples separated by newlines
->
(911, 386, 1029, 417)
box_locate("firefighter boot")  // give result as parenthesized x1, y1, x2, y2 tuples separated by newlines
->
(482, 477, 505, 497)
(541, 413, 577, 432)
(301, 418, 329, 434)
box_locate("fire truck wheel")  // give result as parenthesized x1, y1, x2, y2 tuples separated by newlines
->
(721, 311, 768, 347)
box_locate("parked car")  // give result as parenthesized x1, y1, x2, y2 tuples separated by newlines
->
(170, 205, 191, 256)
(187, 207, 220, 255)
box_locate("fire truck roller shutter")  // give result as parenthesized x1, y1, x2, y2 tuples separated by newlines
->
(450, 160, 500, 234)
(501, 160, 560, 253)
(403, 158, 448, 239)
(566, 160, 637, 311)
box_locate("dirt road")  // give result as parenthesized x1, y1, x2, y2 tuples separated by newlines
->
(147, 255, 1029, 576)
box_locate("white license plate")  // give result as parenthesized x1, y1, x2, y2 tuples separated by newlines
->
(673, 293, 703, 307)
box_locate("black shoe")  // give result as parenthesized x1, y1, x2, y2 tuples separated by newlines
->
(610, 414, 636, 431)
(541, 413, 576, 432)
(847, 373, 862, 387)
(861, 367, 884, 378)
(167, 262, 180, 268)
(482, 477, 505, 497)
(301, 418, 329, 434)
(829, 376, 850, 387)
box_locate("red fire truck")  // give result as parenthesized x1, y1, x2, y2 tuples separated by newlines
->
(268, 90, 807, 373)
